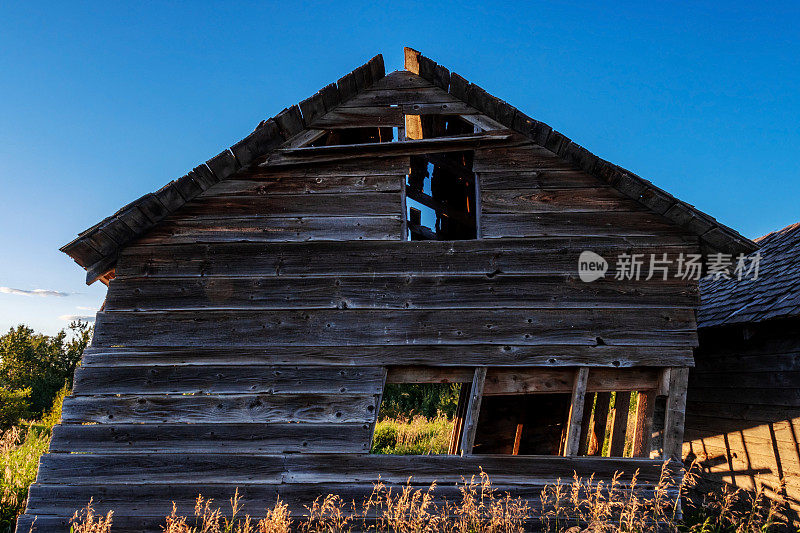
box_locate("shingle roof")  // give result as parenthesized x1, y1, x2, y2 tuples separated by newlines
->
(698, 222, 800, 328)
(61, 47, 758, 284)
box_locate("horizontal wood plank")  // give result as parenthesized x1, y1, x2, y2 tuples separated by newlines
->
(49, 422, 372, 454)
(483, 367, 660, 395)
(72, 365, 385, 395)
(481, 188, 643, 214)
(60, 393, 378, 424)
(174, 192, 400, 218)
(104, 275, 699, 311)
(480, 212, 682, 239)
(207, 174, 403, 196)
(116, 237, 700, 278)
(91, 308, 698, 347)
(79, 344, 695, 368)
(136, 216, 403, 244)
(36, 453, 664, 486)
(477, 170, 603, 190)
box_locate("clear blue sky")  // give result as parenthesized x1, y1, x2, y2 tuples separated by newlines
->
(1, 1, 798, 334)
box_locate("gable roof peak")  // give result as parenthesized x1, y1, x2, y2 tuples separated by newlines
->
(61, 48, 756, 285)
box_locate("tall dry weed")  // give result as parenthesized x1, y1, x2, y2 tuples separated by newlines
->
(66, 461, 787, 533)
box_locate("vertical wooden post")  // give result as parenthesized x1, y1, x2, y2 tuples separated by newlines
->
(368, 367, 389, 452)
(663, 367, 690, 460)
(578, 392, 596, 456)
(609, 391, 631, 457)
(460, 367, 487, 455)
(633, 391, 656, 457)
(448, 384, 470, 454)
(564, 367, 590, 456)
(512, 423, 524, 456)
(591, 392, 612, 456)
(474, 172, 482, 239)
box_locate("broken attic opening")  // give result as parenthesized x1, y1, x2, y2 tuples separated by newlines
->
(283, 113, 482, 242)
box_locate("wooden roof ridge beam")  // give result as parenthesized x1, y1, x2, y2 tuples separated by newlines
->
(403, 46, 757, 256)
(61, 54, 385, 282)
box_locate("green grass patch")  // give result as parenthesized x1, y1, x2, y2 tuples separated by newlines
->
(371, 415, 454, 455)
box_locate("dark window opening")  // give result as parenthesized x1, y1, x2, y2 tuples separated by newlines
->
(467, 368, 666, 457)
(405, 151, 477, 241)
(472, 394, 571, 455)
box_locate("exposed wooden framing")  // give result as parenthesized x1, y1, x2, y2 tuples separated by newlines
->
(591, 392, 612, 456)
(460, 366, 487, 455)
(368, 367, 388, 452)
(563, 367, 590, 456)
(657, 368, 672, 396)
(405, 188, 473, 227)
(263, 131, 512, 167)
(448, 385, 470, 454)
(663, 367, 690, 460)
(609, 391, 632, 457)
(483, 368, 661, 396)
(578, 393, 596, 455)
(512, 423, 524, 455)
(632, 391, 656, 457)
(474, 168, 482, 238)
(461, 113, 506, 132)
(408, 223, 436, 241)
(281, 129, 328, 149)
(400, 173, 408, 240)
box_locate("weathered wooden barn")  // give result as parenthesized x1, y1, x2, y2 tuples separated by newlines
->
(685, 221, 800, 520)
(18, 48, 757, 531)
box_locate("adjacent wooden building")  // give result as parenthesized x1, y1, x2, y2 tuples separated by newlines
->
(685, 222, 800, 520)
(18, 48, 756, 531)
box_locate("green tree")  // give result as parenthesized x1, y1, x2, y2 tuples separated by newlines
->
(0, 321, 91, 428)
(379, 383, 462, 420)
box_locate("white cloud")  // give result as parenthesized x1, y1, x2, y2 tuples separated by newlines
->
(58, 314, 96, 322)
(1, 287, 70, 297)
(76, 306, 97, 311)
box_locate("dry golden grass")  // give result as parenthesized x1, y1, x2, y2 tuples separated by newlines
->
(66, 462, 787, 533)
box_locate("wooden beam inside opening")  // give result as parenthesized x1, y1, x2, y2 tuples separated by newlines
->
(578, 392, 596, 456)
(563, 367, 589, 456)
(448, 385, 470, 454)
(609, 391, 631, 457)
(368, 367, 389, 453)
(460, 113, 506, 132)
(632, 390, 656, 457)
(512, 423, 523, 456)
(405, 114, 423, 140)
(460, 367, 487, 455)
(591, 392, 612, 456)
